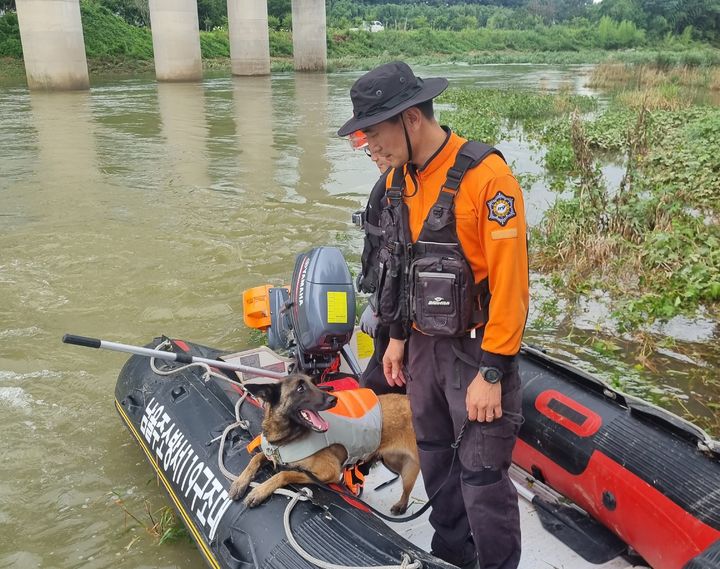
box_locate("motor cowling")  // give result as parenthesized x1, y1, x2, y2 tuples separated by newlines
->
(289, 247, 356, 356)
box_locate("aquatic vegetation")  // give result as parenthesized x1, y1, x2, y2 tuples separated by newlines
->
(437, 88, 596, 145)
(110, 491, 190, 546)
(533, 104, 720, 332)
(590, 63, 720, 90)
(439, 70, 720, 337)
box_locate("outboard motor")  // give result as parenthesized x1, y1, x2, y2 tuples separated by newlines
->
(242, 247, 357, 377)
(289, 247, 356, 373)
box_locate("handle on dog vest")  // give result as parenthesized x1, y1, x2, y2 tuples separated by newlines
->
(246, 434, 262, 453)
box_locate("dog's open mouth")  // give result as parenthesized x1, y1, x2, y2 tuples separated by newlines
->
(298, 409, 329, 432)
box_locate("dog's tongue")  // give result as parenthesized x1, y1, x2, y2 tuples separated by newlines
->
(301, 410, 329, 432)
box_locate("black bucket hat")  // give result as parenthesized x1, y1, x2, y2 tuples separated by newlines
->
(337, 61, 448, 137)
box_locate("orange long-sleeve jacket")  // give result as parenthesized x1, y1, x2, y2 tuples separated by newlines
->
(388, 130, 529, 369)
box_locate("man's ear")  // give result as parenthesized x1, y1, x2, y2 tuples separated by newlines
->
(244, 381, 281, 405)
(404, 106, 423, 130)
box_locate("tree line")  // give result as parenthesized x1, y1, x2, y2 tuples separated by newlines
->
(1, 0, 718, 43)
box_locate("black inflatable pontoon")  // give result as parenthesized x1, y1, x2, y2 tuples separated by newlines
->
(115, 337, 455, 569)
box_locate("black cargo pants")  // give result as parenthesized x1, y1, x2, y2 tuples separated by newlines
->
(405, 330, 522, 569)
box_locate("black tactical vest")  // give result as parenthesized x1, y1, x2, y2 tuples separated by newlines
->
(372, 141, 505, 337)
(357, 170, 390, 297)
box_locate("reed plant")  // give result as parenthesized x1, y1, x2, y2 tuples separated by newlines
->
(110, 491, 190, 546)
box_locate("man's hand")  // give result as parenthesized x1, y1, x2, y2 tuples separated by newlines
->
(359, 305, 379, 338)
(382, 338, 406, 387)
(466, 372, 502, 422)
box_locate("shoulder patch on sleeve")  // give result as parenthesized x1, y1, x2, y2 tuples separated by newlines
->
(486, 191, 516, 226)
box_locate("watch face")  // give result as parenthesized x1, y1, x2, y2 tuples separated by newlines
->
(484, 368, 501, 383)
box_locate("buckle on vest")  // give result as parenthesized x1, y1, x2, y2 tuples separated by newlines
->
(343, 464, 365, 496)
(431, 205, 446, 218)
(386, 188, 403, 204)
(263, 443, 283, 464)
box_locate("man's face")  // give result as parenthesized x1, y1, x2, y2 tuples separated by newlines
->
(370, 151, 391, 173)
(364, 117, 408, 169)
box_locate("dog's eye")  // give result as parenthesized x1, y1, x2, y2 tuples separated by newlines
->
(296, 383, 305, 393)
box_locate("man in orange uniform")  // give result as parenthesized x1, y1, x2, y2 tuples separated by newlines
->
(338, 62, 529, 569)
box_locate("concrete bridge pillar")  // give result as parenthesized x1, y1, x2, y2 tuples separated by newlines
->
(149, 0, 203, 81)
(15, 0, 89, 90)
(227, 0, 270, 76)
(291, 0, 326, 71)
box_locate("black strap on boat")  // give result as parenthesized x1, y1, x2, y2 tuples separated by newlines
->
(284, 418, 469, 523)
(364, 222, 384, 237)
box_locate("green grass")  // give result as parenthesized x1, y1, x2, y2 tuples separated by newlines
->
(81, 1, 153, 59)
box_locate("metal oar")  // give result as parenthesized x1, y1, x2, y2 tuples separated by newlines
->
(62, 334, 286, 380)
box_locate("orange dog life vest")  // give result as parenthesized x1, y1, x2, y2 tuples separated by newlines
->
(256, 389, 382, 471)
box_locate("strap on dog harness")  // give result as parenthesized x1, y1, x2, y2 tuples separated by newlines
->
(343, 464, 366, 496)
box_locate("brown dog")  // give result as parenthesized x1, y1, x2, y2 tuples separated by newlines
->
(228, 374, 420, 514)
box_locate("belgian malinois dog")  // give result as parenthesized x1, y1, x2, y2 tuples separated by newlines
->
(229, 374, 420, 514)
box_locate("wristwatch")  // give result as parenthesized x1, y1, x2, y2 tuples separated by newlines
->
(479, 366, 503, 384)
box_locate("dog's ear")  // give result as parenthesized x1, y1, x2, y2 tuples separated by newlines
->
(244, 380, 281, 405)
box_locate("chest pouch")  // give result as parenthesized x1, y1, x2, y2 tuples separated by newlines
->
(410, 226, 476, 337)
(408, 141, 503, 337)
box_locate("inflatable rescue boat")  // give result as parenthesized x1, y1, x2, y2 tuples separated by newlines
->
(102, 247, 720, 569)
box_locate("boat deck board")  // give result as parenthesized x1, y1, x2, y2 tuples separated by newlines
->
(361, 465, 642, 569)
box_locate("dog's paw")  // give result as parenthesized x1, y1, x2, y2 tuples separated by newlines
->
(228, 479, 250, 501)
(390, 501, 408, 515)
(243, 487, 269, 508)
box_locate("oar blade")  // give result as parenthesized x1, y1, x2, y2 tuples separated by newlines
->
(533, 496, 627, 564)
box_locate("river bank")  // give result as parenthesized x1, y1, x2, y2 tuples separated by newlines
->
(5, 47, 720, 84)
(3, 1, 720, 81)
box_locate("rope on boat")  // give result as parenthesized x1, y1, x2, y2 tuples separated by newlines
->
(217, 392, 251, 481)
(149, 340, 256, 481)
(282, 487, 421, 569)
(150, 339, 248, 389)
